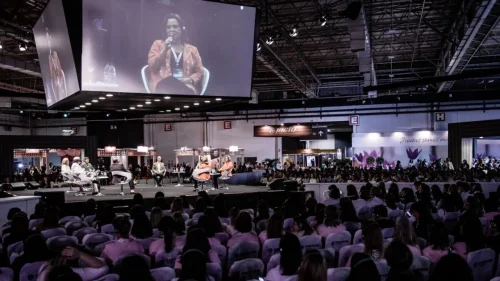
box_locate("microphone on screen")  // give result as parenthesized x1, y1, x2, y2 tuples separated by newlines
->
(167, 36, 172, 48)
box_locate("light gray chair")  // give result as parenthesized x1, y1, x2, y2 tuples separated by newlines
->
(111, 171, 132, 196)
(150, 267, 175, 281)
(227, 242, 259, 268)
(228, 258, 264, 280)
(262, 238, 280, 265)
(327, 268, 350, 281)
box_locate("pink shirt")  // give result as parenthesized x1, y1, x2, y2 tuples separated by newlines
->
(265, 266, 297, 281)
(227, 232, 260, 248)
(174, 249, 221, 270)
(101, 238, 144, 263)
(454, 242, 468, 260)
(316, 224, 347, 238)
(259, 231, 268, 244)
(208, 237, 221, 247)
(149, 236, 185, 257)
(408, 245, 422, 257)
(423, 246, 449, 264)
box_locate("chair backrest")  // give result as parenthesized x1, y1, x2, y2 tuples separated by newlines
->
(256, 220, 268, 234)
(82, 233, 113, 248)
(267, 254, 280, 273)
(155, 247, 182, 268)
(344, 222, 361, 235)
(100, 224, 115, 235)
(491, 277, 500, 281)
(299, 235, 323, 251)
(150, 267, 175, 281)
(262, 238, 280, 264)
(228, 242, 259, 268)
(467, 248, 495, 281)
(0, 267, 13, 281)
(111, 171, 131, 183)
(327, 268, 351, 281)
(136, 237, 158, 251)
(20, 261, 45, 281)
(206, 263, 223, 281)
(338, 244, 364, 267)
(479, 217, 488, 235)
(41, 227, 67, 239)
(318, 248, 336, 268)
(381, 228, 394, 239)
(443, 212, 460, 232)
(114, 253, 151, 269)
(83, 215, 96, 227)
(411, 255, 431, 281)
(376, 261, 389, 281)
(357, 207, 372, 221)
(7, 241, 24, 259)
(59, 216, 82, 226)
(228, 258, 264, 280)
(352, 229, 363, 245)
(283, 218, 294, 230)
(28, 218, 44, 230)
(215, 232, 229, 246)
(388, 210, 403, 221)
(65, 221, 88, 234)
(46, 235, 78, 251)
(212, 244, 227, 265)
(325, 231, 352, 252)
(416, 237, 427, 250)
(72, 266, 110, 281)
(93, 274, 119, 281)
(74, 227, 98, 243)
(192, 212, 204, 220)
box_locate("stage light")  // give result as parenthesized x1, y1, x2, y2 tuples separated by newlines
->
(479, 136, 484, 139)
(130, 107, 135, 110)
(122, 109, 128, 111)
(166, 110, 171, 112)
(137, 104, 143, 107)
(19, 44, 27, 51)
(215, 98, 222, 101)
(92, 100, 98, 103)
(74, 107, 80, 109)
(266, 36, 274, 45)
(18, 163, 23, 168)
(0, 42, 2, 49)
(154, 99, 160, 102)
(175, 108, 180, 111)
(85, 102, 91, 105)
(281, 123, 284, 126)
(164, 96, 171, 99)
(204, 100, 210, 103)
(99, 97, 105, 100)
(319, 15, 327, 26)
(63, 113, 68, 117)
(159, 110, 165, 113)
(106, 93, 113, 97)
(256, 43, 261, 51)
(194, 102, 199, 106)
(145, 101, 151, 104)
(229, 145, 239, 152)
(202, 146, 211, 152)
(80, 105, 86, 108)
(290, 26, 298, 37)
(183, 105, 189, 108)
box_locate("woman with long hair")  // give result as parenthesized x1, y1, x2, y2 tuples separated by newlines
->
(339, 198, 360, 223)
(423, 222, 453, 264)
(101, 217, 144, 263)
(454, 217, 485, 260)
(385, 240, 420, 281)
(316, 205, 346, 238)
(266, 233, 302, 280)
(117, 255, 154, 281)
(259, 213, 283, 244)
(298, 251, 327, 281)
(131, 213, 153, 239)
(175, 227, 220, 273)
(149, 216, 178, 257)
(227, 212, 259, 248)
(428, 254, 473, 281)
(393, 216, 421, 256)
(291, 216, 316, 238)
(348, 223, 384, 267)
(346, 253, 380, 281)
(148, 13, 204, 95)
(149, 207, 163, 229)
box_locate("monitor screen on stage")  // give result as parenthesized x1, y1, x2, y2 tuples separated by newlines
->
(33, 0, 80, 107)
(82, 0, 258, 98)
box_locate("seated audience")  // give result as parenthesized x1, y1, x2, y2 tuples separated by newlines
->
(372, 205, 395, 229)
(259, 213, 283, 244)
(316, 205, 346, 238)
(347, 222, 384, 266)
(12, 234, 50, 281)
(298, 251, 327, 281)
(385, 240, 420, 281)
(117, 254, 154, 281)
(149, 207, 163, 229)
(290, 216, 316, 238)
(393, 216, 421, 256)
(101, 216, 144, 263)
(453, 216, 486, 260)
(175, 227, 220, 272)
(36, 206, 60, 232)
(3, 212, 36, 249)
(227, 212, 259, 248)
(422, 222, 453, 264)
(410, 201, 435, 240)
(254, 200, 271, 223)
(428, 254, 473, 281)
(198, 215, 222, 246)
(131, 212, 153, 239)
(150, 216, 182, 257)
(178, 249, 209, 281)
(266, 233, 302, 281)
(346, 253, 380, 281)
(323, 185, 341, 206)
(226, 207, 240, 236)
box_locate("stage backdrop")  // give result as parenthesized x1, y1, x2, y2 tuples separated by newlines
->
(81, 0, 257, 98)
(33, 0, 80, 107)
(352, 131, 448, 168)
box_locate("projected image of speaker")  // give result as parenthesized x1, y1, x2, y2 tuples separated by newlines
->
(26, 182, 40, 190)
(10, 182, 26, 191)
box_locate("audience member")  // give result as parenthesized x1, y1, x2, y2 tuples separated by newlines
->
(101, 216, 144, 263)
(422, 222, 453, 264)
(36, 206, 60, 232)
(290, 216, 316, 238)
(298, 251, 327, 281)
(428, 254, 473, 281)
(393, 216, 421, 256)
(259, 213, 283, 243)
(372, 205, 395, 229)
(131, 213, 153, 239)
(346, 253, 380, 281)
(266, 233, 302, 281)
(178, 249, 208, 281)
(117, 254, 154, 281)
(175, 227, 220, 272)
(323, 185, 341, 206)
(385, 240, 420, 281)
(453, 216, 485, 260)
(150, 207, 163, 229)
(317, 205, 346, 238)
(227, 212, 259, 248)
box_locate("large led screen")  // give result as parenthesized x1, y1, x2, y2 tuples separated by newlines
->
(33, 0, 80, 107)
(82, 0, 257, 98)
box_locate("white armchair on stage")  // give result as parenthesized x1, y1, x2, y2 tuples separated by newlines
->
(111, 171, 132, 196)
(141, 65, 210, 95)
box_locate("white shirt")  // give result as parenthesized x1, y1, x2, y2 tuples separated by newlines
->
(323, 198, 340, 206)
(367, 197, 385, 208)
(266, 266, 298, 281)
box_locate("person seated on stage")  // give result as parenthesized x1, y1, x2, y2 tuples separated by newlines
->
(219, 156, 234, 178)
(61, 158, 83, 195)
(152, 156, 166, 187)
(192, 156, 211, 192)
(72, 157, 102, 197)
(110, 158, 135, 194)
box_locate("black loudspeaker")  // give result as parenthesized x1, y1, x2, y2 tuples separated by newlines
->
(283, 180, 299, 191)
(1, 183, 12, 191)
(10, 182, 26, 191)
(268, 178, 285, 190)
(26, 181, 40, 190)
(34, 190, 65, 207)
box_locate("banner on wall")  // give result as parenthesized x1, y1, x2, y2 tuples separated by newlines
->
(352, 131, 449, 168)
(254, 125, 313, 137)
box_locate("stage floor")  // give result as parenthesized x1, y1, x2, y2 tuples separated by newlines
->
(10, 182, 271, 203)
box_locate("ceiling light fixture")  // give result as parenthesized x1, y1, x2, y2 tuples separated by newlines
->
(183, 105, 189, 108)
(175, 108, 180, 111)
(106, 94, 113, 97)
(154, 99, 160, 102)
(130, 107, 135, 110)
(159, 110, 165, 113)
(145, 101, 151, 104)
(194, 102, 199, 106)
(166, 110, 171, 112)
(92, 100, 98, 103)
(215, 98, 222, 101)
(290, 26, 298, 37)
(122, 109, 128, 111)
(319, 15, 327, 26)
(164, 96, 171, 99)
(19, 44, 27, 51)
(79, 105, 86, 108)
(137, 104, 143, 107)
(85, 102, 91, 105)
(74, 107, 80, 109)
(99, 97, 105, 100)
(204, 100, 210, 103)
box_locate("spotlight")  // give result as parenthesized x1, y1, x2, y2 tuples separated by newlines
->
(122, 108, 128, 111)
(159, 111, 165, 113)
(137, 104, 143, 107)
(256, 43, 261, 51)
(183, 105, 189, 108)
(74, 107, 80, 109)
(215, 98, 222, 101)
(80, 105, 86, 108)
(19, 44, 27, 51)
(290, 26, 298, 37)
(63, 113, 68, 118)
(319, 15, 327, 26)
(145, 101, 152, 104)
(281, 123, 284, 126)
(204, 100, 210, 103)
(194, 102, 200, 106)
(166, 110, 172, 112)
(99, 97, 105, 100)
(92, 100, 98, 103)
(130, 107, 135, 110)
(0, 42, 2, 49)
(362, 100, 366, 104)
(106, 93, 113, 97)
(479, 136, 484, 139)
(175, 108, 180, 111)
(106, 113, 110, 117)
(266, 36, 274, 45)
(164, 96, 171, 99)
(154, 99, 160, 102)
(85, 102, 91, 105)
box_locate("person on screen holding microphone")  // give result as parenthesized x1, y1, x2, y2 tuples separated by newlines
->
(148, 13, 204, 95)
